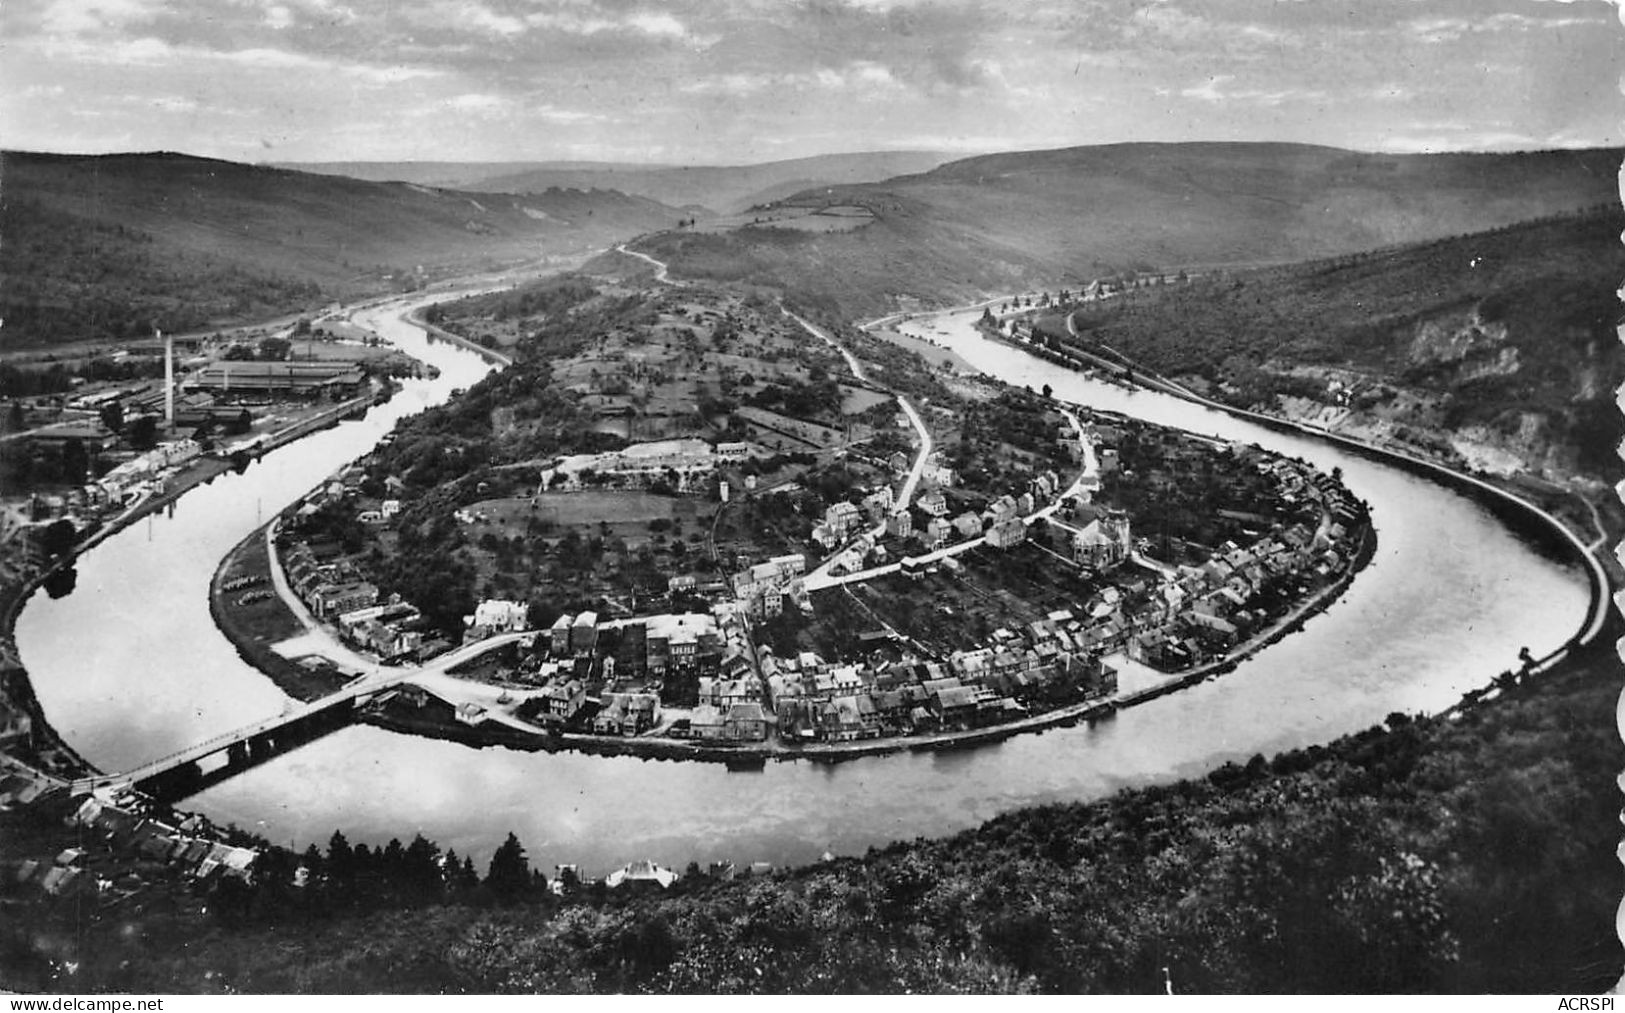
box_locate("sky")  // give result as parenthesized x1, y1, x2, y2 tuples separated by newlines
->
(1, 0, 1619, 165)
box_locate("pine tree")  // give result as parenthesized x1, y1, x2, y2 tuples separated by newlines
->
(486, 831, 532, 902)
(327, 831, 355, 883)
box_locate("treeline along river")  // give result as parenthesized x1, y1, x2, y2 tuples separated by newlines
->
(14, 293, 1590, 876)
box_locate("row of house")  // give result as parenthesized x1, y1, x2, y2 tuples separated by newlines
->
(759, 631, 1116, 743)
(86, 438, 204, 506)
(539, 438, 763, 494)
(546, 610, 728, 681)
(9, 793, 261, 905)
(283, 540, 379, 619)
(730, 553, 807, 619)
(340, 600, 434, 660)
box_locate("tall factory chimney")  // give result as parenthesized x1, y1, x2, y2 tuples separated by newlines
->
(161, 328, 174, 428)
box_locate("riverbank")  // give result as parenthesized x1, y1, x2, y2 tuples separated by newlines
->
(209, 504, 1376, 769)
(0, 453, 245, 784)
(405, 307, 514, 368)
(0, 375, 410, 787)
(210, 521, 354, 703)
(980, 322, 1609, 653)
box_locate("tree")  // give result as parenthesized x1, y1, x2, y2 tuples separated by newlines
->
(60, 438, 89, 484)
(327, 830, 356, 883)
(127, 414, 159, 451)
(1041, 384, 1053, 400)
(99, 401, 124, 433)
(41, 518, 76, 557)
(485, 831, 532, 902)
(258, 336, 293, 361)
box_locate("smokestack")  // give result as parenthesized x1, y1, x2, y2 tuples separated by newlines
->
(162, 328, 174, 428)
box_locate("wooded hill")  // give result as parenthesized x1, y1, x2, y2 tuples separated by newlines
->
(0, 151, 686, 349)
(1045, 206, 1625, 479)
(630, 142, 1622, 317)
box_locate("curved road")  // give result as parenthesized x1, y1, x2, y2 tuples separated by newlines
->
(781, 308, 935, 586)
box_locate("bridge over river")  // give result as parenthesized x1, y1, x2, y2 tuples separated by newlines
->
(69, 630, 538, 801)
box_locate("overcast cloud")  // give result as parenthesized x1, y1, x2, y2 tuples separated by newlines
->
(1, 0, 1617, 163)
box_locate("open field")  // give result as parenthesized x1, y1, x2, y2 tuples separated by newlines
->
(696, 204, 876, 234)
(480, 491, 693, 528)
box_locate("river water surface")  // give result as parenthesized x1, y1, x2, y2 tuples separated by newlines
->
(16, 296, 1588, 875)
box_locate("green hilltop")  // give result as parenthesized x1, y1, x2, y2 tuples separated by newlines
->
(0, 150, 686, 349)
(631, 142, 1622, 317)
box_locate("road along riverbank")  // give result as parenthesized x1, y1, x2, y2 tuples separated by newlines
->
(968, 319, 1609, 654)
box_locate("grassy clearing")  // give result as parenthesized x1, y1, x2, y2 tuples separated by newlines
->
(209, 527, 346, 701)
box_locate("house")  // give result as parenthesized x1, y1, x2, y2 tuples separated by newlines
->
(465, 599, 529, 636)
(916, 489, 948, 517)
(768, 553, 807, 577)
(688, 704, 727, 740)
(1073, 511, 1131, 572)
(606, 860, 679, 889)
(862, 486, 895, 521)
(309, 580, 377, 618)
(825, 500, 862, 536)
(817, 696, 874, 742)
(570, 611, 599, 654)
(886, 510, 913, 538)
(933, 685, 983, 724)
(541, 679, 586, 722)
(986, 494, 1020, 523)
(724, 702, 769, 741)
(986, 517, 1027, 549)
(594, 693, 660, 735)
(925, 517, 953, 548)
(549, 614, 574, 656)
(953, 512, 983, 539)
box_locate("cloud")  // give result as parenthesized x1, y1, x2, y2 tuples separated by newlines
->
(1380, 129, 1538, 153)
(150, 95, 199, 113)
(680, 60, 903, 97)
(39, 0, 160, 36)
(447, 92, 507, 113)
(521, 6, 705, 42)
(38, 32, 443, 84)
(461, 2, 525, 36)
(535, 105, 609, 124)
(1406, 9, 1603, 42)
(1179, 75, 1327, 106)
(627, 11, 687, 38)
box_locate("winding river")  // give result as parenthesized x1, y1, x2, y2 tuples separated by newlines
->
(15, 294, 1589, 876)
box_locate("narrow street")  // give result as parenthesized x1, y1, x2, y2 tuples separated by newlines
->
(781, 308, 934, 586)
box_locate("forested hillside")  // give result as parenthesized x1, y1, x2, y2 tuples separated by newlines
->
(0, 151, 684, 348)
(1043, 206, 1625, 480)
(632, 143, 1620, 317)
